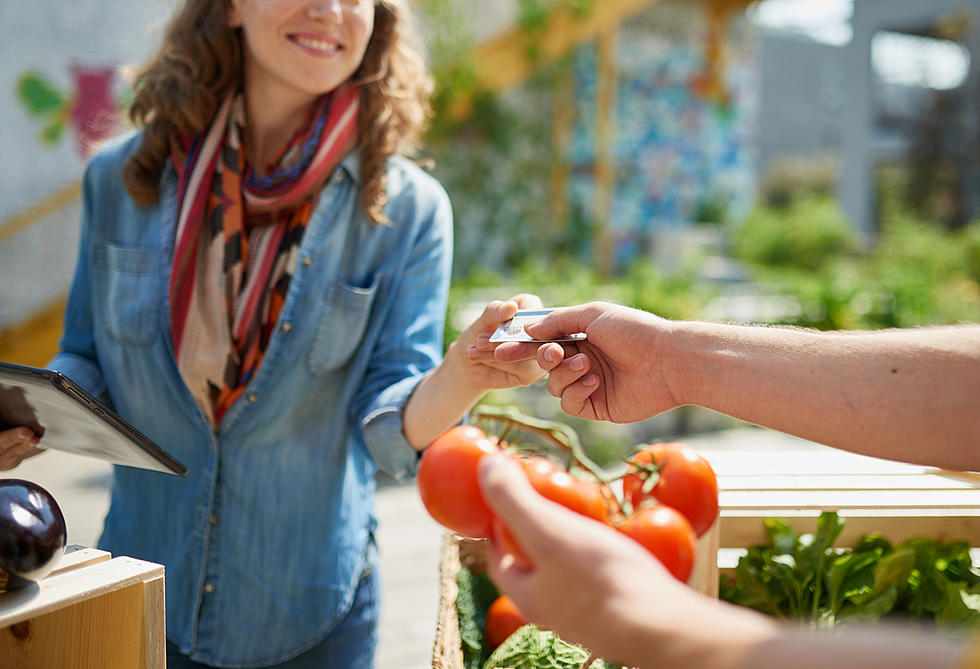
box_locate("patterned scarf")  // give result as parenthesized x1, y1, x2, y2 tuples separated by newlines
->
(169, 85, 359, 428)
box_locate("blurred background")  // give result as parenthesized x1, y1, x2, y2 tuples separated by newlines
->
(3, 2, 980, 666)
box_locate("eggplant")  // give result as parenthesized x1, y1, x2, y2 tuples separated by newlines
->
(0, 479, 67, 590)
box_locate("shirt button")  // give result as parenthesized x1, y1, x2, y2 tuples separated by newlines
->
(301, 256, 312, 267)
(209, 515, 218, 525)
(281, 321, 292, 333)
(247, 392, 258, 403)
(203, 583, 215, 594)
(332, 172, 343, 184)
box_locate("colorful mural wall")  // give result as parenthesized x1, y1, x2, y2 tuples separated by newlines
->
(0, 2, 167, 328)
(568, 2, 758, 265)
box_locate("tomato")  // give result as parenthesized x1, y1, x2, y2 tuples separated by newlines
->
(618, 505, 697, 582)
(417, 425, 499, 539)
(516, 456, 611, 524)
(484, 595, 529, 650)
(623, 443, 719, 537)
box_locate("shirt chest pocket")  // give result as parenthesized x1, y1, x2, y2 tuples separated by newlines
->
(96, 243, 162, 346)
(308, 276, 382, 375)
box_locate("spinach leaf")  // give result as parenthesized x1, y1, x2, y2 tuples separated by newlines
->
(457, 567, 501, 669)
(721, 512, 980, 631)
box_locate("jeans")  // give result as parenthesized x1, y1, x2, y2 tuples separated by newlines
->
(166, 562, 381, 669)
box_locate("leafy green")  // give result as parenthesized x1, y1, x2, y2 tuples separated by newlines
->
(457, 567, 502, 669)
(720, 512, 980, 630)
(483, 625, 620, 669)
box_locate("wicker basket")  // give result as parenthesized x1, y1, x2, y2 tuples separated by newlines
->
(432, 533, 487, 669)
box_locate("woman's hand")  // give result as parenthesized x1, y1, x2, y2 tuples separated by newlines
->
(446, 294, 547, 393)
(402, 294, 547, 449)
(0, 427, 44, 471)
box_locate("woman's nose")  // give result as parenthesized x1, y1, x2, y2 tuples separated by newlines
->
(307, 0, 343, 22)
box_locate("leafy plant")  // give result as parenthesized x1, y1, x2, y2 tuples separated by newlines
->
(732, 195, 856, 272)
(720, 512, 980, 629)
(456, 566, 622, 669)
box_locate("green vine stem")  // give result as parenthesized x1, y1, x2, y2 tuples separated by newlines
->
(472, 405, 630, 519)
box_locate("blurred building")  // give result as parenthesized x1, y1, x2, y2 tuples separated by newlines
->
(840, 0, 980, 237)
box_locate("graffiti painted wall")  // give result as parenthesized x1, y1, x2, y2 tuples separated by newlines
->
(568, 2, 758, 265)
(0, 1, 168, 326)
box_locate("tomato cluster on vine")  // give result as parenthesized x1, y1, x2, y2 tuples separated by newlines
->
(417, 424, 719, 584)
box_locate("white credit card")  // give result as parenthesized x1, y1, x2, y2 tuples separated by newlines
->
(488, 309, 587, 343)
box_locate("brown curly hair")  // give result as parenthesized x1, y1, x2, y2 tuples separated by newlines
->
(121, 0, 432, 224)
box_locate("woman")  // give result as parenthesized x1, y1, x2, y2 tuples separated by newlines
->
(2, 0, 543, 666)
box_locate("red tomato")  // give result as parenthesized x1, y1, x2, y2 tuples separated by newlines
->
(517, 456, 611, 524)
(618, 505, 697, 582)
(417, 425, 498, 539)
(623, 443, 719, 537)
(484, 595, 529, 650)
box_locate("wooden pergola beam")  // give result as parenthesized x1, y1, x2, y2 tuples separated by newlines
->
(448, 0, 661, 118)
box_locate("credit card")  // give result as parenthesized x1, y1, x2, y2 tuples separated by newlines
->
(488, 309, 587, 343)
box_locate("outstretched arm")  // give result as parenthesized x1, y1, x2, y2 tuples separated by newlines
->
(505, 302, 980, 470)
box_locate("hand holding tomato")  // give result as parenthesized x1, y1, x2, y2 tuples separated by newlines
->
(475, 453, 775, 667)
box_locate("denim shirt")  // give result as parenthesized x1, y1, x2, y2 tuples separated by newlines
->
(49, 133, 453, 667)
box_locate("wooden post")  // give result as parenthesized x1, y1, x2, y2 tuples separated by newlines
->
(548, 64, 575, 246)
(594, 27, 619, 278)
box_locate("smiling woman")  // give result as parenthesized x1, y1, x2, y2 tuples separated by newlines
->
(4, 0, 549, 667)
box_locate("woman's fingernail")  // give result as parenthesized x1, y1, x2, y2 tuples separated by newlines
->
(583, 374, 598, 387)
(466, 345, 480, 359)
(569, 356, 585, 372)
(544, 347, 557, 363)
(15, 429, 31, 442)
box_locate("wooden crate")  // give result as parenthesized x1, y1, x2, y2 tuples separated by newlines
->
(697, 448, 980, 583)
(0, 546, 165, 669)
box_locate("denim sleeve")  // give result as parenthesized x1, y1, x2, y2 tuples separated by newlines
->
(354, 176, 453, 480)
(48, 158, 106, 398)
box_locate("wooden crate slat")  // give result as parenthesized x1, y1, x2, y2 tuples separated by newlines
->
(0, 556, 164, 629)
(720, 513, 980, 548)
(717, 474, 978, 491)
(720, 488, 980, 510)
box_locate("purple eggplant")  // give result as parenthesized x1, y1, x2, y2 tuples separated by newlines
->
(0, 479, 67, 590)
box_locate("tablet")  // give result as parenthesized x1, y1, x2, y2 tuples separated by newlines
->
(0, 362, 187, 476)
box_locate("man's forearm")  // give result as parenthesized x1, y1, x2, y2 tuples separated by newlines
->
(666, 323, 980, 470)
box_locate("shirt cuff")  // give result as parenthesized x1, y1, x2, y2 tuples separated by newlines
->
(360, 374, 425, 480)
(47, 352, 106, 399)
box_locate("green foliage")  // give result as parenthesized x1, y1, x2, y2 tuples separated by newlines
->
(484, 624, 620, 669)
(732, 196, 856, 272)
(730, 196, 980, 330)
(455, 566, 623, 669)
(720, 512, 980, 629)
(418, 0, 481, 122)
(456, 568, 501, 669)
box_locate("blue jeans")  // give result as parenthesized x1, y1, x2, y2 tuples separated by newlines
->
(165, 563, 380, 668)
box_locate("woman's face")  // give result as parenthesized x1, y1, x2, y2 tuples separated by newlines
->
(229, 0, 375, 102)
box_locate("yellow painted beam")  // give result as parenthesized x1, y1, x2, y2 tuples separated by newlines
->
(0, 295, 65, 368)
(0, 181, 81, 243)
(448, 0, 661, 118)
